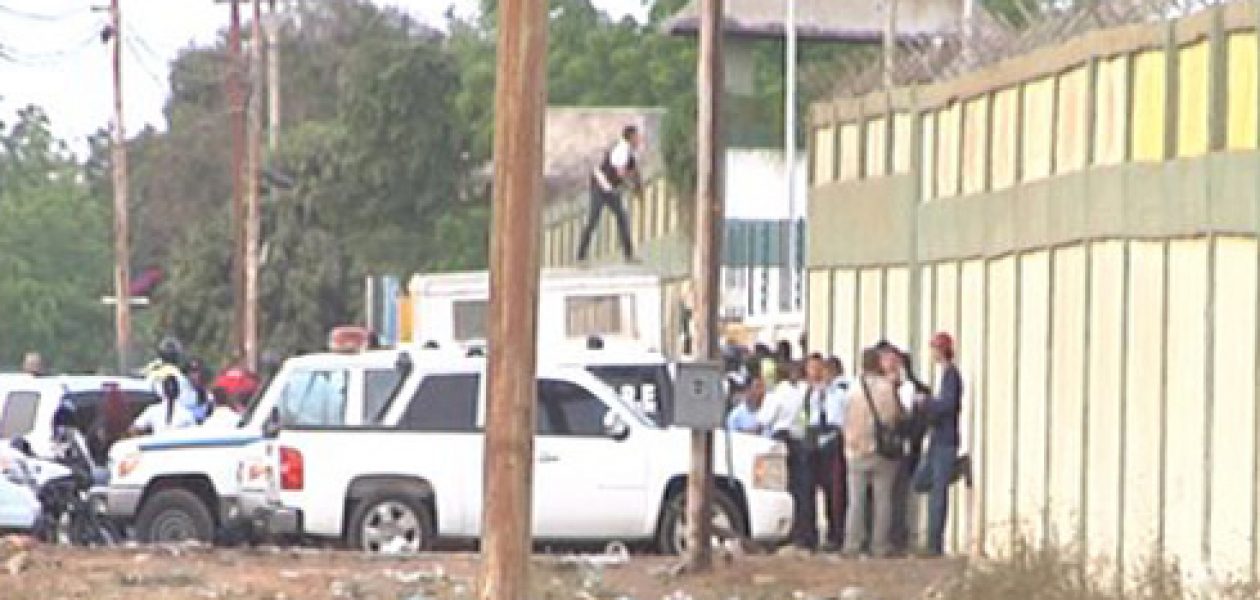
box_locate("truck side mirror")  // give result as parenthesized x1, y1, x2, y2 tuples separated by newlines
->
(603, 413, 630, 442)
(263, 406, 282, 439)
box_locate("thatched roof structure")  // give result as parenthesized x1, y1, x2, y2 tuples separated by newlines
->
(662, 0, 965, 41)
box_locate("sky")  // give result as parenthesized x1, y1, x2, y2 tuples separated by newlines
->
(0, 0, 647, 153)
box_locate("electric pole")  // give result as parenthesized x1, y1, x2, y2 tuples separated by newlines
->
(782, 0, 797, 313)
(226, 0, 247, 361)
(108, 0, 132, 374)
(478, 0, 547, 596)
(685, 0, 724, 573)
(243, 0, 263, 371)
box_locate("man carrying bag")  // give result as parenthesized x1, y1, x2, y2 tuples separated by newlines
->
(842, 347, 906, 558)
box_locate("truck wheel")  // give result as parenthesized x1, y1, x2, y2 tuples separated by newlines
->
(135, 488, 215, 544)
(347, 493, 434, 554)
(656, 488, 744, 555)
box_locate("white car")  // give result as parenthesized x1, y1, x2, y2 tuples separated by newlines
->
(0, 374, 157, 463)
(0, 446, 40, 532)
(238, 357, 792, 554)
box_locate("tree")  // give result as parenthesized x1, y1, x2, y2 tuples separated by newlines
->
(0, 107, 114, 371)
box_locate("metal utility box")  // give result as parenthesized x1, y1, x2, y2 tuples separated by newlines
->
(671, 361, 726, 430)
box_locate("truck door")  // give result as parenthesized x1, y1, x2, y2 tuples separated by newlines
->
(532, 379, 648, 539)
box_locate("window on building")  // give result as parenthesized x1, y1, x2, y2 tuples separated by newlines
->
(399, 374, 480, 432)
(452, 299, 488, 341)
(536, 379, 608, 437)
(565, 294, 633, 338)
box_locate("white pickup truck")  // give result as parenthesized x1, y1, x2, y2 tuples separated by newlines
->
(238, 357, 792, 554)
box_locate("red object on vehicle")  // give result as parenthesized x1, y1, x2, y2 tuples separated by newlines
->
(328, 326, 371, 353)
(279, 446, 304, 491)
(211, 366, 260, 401)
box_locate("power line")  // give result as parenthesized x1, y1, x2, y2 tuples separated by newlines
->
(0, 3, 90, 22)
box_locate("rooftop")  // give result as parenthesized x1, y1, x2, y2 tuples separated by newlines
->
(662, 0, 965, 41)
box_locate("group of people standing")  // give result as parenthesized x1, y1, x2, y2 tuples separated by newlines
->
(725, 333, 963, 558)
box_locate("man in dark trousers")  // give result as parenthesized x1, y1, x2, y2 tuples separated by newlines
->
(915, 332, 963, 556)
(577, 124, 644, 263)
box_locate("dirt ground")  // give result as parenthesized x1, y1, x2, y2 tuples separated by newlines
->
(0, 541, 965, 600)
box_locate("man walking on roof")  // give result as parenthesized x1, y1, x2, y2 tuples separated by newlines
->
(577, 125, 644, 263)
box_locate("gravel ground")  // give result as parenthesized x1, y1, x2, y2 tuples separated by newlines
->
(0, 540, 964, 600)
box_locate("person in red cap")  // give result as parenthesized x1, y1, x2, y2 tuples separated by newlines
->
(913, 332, 962, 556)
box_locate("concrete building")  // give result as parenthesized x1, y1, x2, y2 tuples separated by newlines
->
(806, 2, 1260, 584)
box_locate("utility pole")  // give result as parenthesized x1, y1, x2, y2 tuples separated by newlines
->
(478, 0, 547, 596)
(781, 0, 797, 313)
(108, 0, 132, 374)
(883, 0, 898, 88)
(226, 0, 246, 361)
(266, 0, 280, 152)
(685, 0, 724, 573)
(243, 0, 263, 371)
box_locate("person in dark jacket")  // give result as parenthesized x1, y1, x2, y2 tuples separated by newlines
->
(914, 332, 963, 556)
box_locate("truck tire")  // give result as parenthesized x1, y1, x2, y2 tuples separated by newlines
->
(346, 492, 435, 554)
(656, 488, 744, 555)
(135, 488, 215, 544)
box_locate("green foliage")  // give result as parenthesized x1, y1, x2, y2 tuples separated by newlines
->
(0, 107, 113, 371)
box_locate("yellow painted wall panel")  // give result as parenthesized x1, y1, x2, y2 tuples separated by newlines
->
(1087, 241, 1125, 565)
(1227, 33, 1258, 151)
(937, 103, 962, 199)
(833, 270, 859, 375)
(807, 270, 833, 358)
(1177, 42, 1210, 158)
(936, 263, 960, 349)
(813, 126, 837, 183)
(919, 265, 937, 380)
(957, 260, 986, 553)
(865, 117, 887, 178)
(962, 96, 990, 195)
(1095, 56, 1130, 166)
(1049, 244, 1087, 545)
(1123, 240, 1165, 569)
(885, 267, 910, 348)
(894, 113, 913, 174)
(1022, 77, 1055, 182)
(992, 87, 1020, 190)
(921, 111, 938, 202)
(986, 256, 1018, 551)
(1211, 237, 1258, 578)
(859, 269, 884, 353)
(1131, 50, 1168, 162)
(1056, 66, 1089, 174)
(1163, 239, 1207, 565)
(840, 123, 862, 181)
(1017, 251, 1050, 544)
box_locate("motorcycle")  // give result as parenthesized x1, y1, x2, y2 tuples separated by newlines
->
(6, 430, 123, 546)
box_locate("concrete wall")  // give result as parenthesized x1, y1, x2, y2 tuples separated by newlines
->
(807, 2, 1260, 584)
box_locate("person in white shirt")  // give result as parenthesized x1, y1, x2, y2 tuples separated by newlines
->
(576, 125, 644, 263)
(756, 361, 817, 551)
(130, 375, 197, 436)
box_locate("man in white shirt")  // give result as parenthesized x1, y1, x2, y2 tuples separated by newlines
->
(576, 125, 644, 263)
(756, 361, 817, 551)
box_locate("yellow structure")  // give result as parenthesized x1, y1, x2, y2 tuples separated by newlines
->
(808, 3, 1260, 583)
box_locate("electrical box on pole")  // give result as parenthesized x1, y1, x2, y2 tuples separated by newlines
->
(671, 362, 726, 430)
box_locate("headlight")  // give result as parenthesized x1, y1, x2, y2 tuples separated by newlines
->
(753, 451, 787, 491)
(116, 453, 142, 478)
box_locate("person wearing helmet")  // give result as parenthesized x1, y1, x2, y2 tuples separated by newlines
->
(144, 336, 202, 423)
(130, 373, 196, 436)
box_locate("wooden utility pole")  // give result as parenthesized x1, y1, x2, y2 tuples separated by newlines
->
(108, 0, 132, 373)
(478, 0, 547, 596)
(685, 0, 724, 573)
(243, 0, 263, 371)
(227, 0, 246, 360)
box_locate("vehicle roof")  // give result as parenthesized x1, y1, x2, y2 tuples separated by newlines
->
(0, 374, 151, 395)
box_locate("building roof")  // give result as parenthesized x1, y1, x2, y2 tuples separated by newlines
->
(662, 0, 964, 41)
(543, 106, 664, 200)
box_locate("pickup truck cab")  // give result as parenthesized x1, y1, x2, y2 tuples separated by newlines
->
(239, 357, 792, 554)
(104, 348, 443, 543)
(0, 374, 157, 464)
